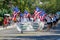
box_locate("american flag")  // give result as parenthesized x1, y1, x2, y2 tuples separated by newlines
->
(12, 6, 20, 21)
(13, 6, 20, 17)
(39, 10, 46, 21)
(33, 7, 42, 20)
(24, 10, 30, 18)
(13, 11, 17, 17)
(34, 7, 46, 21)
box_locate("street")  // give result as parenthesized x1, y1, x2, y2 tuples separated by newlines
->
(0, 21, 60, 40)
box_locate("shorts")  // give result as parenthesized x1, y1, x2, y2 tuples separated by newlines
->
(47, 22, 51, 24)
(56, 19, 59, 22)
(53, 21, 56, 23)
(47, 22, 52, 26)
(47, 22, 52, 28)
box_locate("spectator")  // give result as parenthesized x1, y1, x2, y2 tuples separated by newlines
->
(3, 17, 8, 27)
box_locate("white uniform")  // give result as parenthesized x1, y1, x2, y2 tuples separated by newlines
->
(45, 16, 51, 23)
(52, 16, 56, 22)
(23, 18, 28, 22)
(38, 17, 45, 30)
(30, 18, 34, 22)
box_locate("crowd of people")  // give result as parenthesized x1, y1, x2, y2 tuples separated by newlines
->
(3, 6, 60, 32)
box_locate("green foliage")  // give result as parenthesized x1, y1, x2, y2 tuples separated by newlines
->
(0, 17, 3, 25)
(0, 0, 60, 14)
(0, 0, 60, 25)
(0, 17, 3, 22)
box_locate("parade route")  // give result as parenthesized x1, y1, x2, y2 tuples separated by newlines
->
(0, 21, 60, 40)
(0, 0, 60, 40)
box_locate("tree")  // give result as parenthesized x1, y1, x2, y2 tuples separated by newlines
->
(0, 0, 60, 14)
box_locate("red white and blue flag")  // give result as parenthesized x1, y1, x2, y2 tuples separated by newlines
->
(33, 7, 46, 21)
(12, 6, 20, 21)
(33, 7, 42, 20)
(39, 10, 46, 21)
(13, 6, 20, 16)
(24, 10, 30, 18)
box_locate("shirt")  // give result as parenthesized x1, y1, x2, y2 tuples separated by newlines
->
(52, 16, 56, 21)
(45, 16, 51, 23)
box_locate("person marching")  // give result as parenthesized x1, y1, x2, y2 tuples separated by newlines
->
(33, 7, 41, 22)
(23, 10, 29, 22)
(37, 10, 46, 31)
(45, 15, 52, 31)
(19, 13, 24, 22)
(3, 17, 8, 27)
(12, 6, 20, 22)
(52, 14, 57, 28)
(55, 14, 59, 26)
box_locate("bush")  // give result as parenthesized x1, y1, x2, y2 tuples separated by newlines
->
(0, 17, 3, 26)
